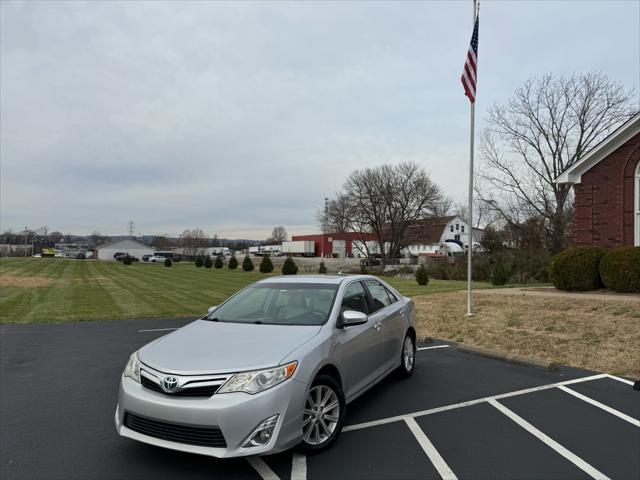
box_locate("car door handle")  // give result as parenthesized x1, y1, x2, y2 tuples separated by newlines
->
(373, 322, 382, 331)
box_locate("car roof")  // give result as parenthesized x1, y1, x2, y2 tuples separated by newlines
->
(257, 274, 379, 286)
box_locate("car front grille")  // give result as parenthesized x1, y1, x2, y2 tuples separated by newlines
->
(124, 412, 227, 448)
(140, 375, 220, 398)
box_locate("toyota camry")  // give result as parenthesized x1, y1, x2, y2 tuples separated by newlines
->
(115, 274, 417, 457)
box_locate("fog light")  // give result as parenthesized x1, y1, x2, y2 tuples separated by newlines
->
(242, 414, 279, 448)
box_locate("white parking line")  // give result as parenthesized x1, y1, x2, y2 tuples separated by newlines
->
(247, 456, 280, 480)
(605, 373, 635, 386)
(488, 399, 610, 480)
(137, 327, 180, 332)
(405, 417, 458, 480)
(557, 385, 640, 427)
(343, 373, 608, 432)
(291, 452, 307, 480)
(417, 345, 450, 351)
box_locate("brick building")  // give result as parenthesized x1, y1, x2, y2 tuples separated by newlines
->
(291, 232, 377, 258)
(557, 113, 640, 248)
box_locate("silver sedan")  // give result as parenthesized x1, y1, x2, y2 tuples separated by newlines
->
(115, 274, 417, 457)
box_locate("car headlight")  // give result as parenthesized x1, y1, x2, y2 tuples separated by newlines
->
(123, 352, 141, 383)
(218, 361, 297, 395)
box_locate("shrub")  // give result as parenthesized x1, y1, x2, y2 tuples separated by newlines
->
(318, 261, 327, 274)
(122, 255, 132, 266)
(260, 255, 274, 273)
(164, 258, 172, 267)
(415, 264, 429, 286)
(242, 255, 254, 272)
(214, 256, 223, 269)
(490, 256, 509, 286)
(204, 256, 213, 268)
(548, 246, 606, 291)
(195, 257, 204, 268)
(599, 247, 640, 293)
(282, 257, 298, 275)
(228, 255, 238, 270)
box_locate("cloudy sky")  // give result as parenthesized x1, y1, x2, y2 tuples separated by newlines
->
(1, 0, 638, 239)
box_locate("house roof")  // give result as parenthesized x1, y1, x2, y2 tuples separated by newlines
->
(556, 112, 640, 184)
(95, 238, 152, 250)
(391, 216, 458, 245)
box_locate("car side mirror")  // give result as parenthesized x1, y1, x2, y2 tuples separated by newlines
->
(207, 305, 218, 314)
(339, 310, 368, 328)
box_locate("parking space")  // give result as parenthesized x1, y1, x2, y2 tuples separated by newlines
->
(1, 318, 638, 480)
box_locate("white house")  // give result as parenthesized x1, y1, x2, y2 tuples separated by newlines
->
(400, 216, 484, 256)
(95, 238, 155, 261)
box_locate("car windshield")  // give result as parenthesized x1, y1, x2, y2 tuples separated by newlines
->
(207, 283, 338, 326)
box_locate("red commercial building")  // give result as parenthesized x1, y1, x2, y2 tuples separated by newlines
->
(291, 232, 377, 258)
(557, 113, 640, 248)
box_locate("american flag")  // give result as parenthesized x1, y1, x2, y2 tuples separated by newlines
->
(461, 14, 479, 103)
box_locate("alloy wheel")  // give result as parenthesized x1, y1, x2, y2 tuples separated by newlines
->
(302, 385, 340, 446)
(403, 335, 415, 372)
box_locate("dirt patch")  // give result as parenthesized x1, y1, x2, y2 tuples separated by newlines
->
(414, 291, 640, 378)
(1, 275, 55, 288)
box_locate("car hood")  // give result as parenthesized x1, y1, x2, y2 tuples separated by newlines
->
(138, 319, 322, 375)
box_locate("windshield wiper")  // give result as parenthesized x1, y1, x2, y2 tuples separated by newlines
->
(252, 320, 263, 324)
(207, 317, 219, 322)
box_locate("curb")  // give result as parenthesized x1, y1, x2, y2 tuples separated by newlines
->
(418, 336, 435, 344)
(457, 344, 560, 371)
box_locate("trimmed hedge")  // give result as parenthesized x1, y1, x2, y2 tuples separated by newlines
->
(214, 257, 223, 268)
(164, 258, 172, 267)
(318, 261, 327, 274)
(548, 246, 606, 291)
(282, 257, 298, 275)
(599, 247, 640, 293)
(242, 255, 255, 272)
(228, 255, 238, 270)
(195, 257, 204, 267)
(260, 255, 274, 273)
(204, 256, 213, 268)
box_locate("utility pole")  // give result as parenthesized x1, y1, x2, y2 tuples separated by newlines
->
(128, 220, 135, 238)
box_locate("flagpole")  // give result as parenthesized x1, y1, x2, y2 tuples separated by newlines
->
(466, 0, 477, 317)
(466, 100, 474, 317)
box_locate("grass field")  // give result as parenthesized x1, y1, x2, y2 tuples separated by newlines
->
(415, 291, 640, 377)
(0, 258, 494, 324)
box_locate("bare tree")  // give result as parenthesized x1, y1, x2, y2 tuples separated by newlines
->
(269, 226, 288, 243)
(477, 72, 636, 253)
(180, 228, 208, 258)
(335, 162, 444, 262)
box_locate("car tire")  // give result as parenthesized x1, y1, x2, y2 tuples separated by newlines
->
(396, 332, 416, 378)
(297, 374, 345, 454)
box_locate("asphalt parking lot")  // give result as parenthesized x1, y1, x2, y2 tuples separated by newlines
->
(1, 318, 639, 480)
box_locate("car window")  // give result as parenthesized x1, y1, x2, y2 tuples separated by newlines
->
(385, 288, 398, 303)
(364, 280, 392, 312)
(341, 282, 369, 315)
(207, 283, 338, 326)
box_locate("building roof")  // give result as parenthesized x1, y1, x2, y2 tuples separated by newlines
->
(556, 112, 640, 184)
(95, 238, 153, 250)
(391, 216, 458, 245)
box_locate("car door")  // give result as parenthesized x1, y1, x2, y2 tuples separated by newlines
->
(332, 281, 386, 399)
(363, 280, 405, 373)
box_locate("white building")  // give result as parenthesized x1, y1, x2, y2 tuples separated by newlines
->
(400, 216, 484, 256)
(95, 239, 154, 261)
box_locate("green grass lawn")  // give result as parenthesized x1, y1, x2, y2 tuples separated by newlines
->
(0, 258, 495, 324)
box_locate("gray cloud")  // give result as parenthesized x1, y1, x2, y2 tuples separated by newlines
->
(2, 0, 638, 238)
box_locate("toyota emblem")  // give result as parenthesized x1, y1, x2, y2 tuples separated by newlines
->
(162, 376, 179, 392)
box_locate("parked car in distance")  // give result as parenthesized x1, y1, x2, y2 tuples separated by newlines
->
(115, 275, 417, 458)
(114, 252, 127, 261)
(142, 254, 153, 262)
(148, 255, 168, 263)
(32, 254, 42, 258)
(75, 253, 86, 259)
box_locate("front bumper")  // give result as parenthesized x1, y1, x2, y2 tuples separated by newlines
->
(115, 375, 307, 458)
